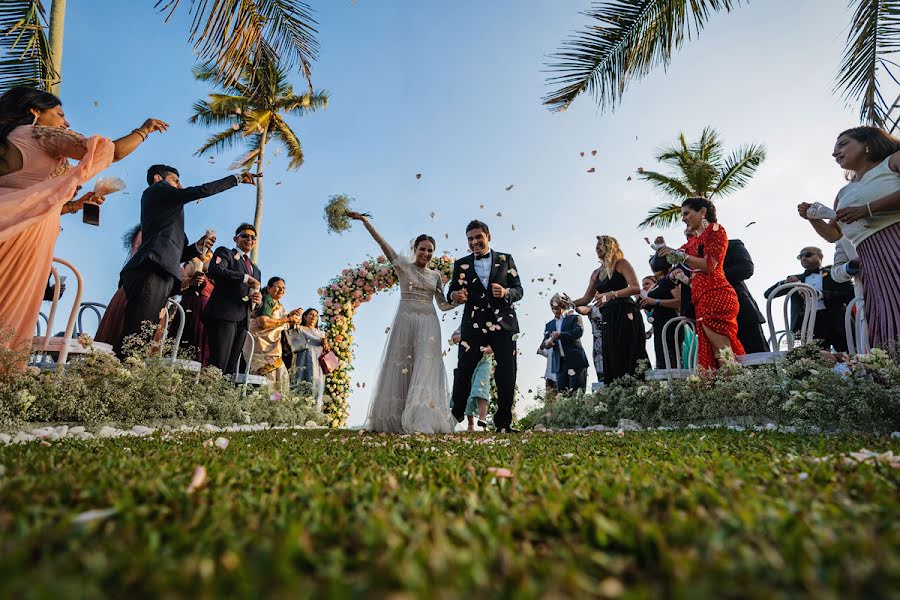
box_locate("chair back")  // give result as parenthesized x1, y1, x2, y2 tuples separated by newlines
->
(75, 302, 107, 337)
(34, 258, 84, 366)
(845, 296, 869, 355)
(158, 299, 187, 360)
(765, 282, 819, 350)
(661, 316, 698, 371)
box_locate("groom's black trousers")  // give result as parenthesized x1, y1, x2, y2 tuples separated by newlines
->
(451, 332, 517, 429)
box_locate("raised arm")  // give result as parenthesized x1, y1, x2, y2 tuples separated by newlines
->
(572, 269, 600, 307)
(798, 196, 843, 243)
(348, 212, 397, 262)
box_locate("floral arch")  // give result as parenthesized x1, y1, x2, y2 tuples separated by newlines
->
(318, 254, 455, 427)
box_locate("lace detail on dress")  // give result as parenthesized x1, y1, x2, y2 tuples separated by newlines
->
(31, 126, 87, 179)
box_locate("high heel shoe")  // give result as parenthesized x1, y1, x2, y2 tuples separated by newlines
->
(477, 420, 487, 429)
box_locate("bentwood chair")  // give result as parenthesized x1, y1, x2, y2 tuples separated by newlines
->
(845, 296, 869, 356)
(645, 316, 698, 382)
(737, 282, 819, 367)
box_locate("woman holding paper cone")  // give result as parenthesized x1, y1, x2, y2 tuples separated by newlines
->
(798, 126, 900, 348)
(0, 86, 167, 358)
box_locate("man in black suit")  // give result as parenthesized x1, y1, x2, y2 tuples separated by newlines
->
(448, 220, 523, 432)
(115, 165, 256, 358)
(764, 246, 855, 352)
(541, 294, 589, 393)
(205, 223, 263, 374)
(650, 233, 769, 353)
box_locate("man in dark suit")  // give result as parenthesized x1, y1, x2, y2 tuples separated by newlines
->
(541, 294, 589, 393)
(448, 220, 523, 432)
(764, 246, 855, 352)
(205, 223, 263, 374)
(651, 233, 769, 353)
(115, 164, 256, 358)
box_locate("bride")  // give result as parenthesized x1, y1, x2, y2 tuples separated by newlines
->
(348, 212, 457, 433)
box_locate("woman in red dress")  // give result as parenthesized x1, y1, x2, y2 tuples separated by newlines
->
(660, 197, 745, 369)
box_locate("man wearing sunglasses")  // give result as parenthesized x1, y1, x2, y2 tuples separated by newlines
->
(205, 223, 263, 374)
(115, 164, 258, 358)
(764, 246, 855, 352)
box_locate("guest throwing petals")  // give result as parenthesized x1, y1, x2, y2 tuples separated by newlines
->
(659, 198, 745, 369)
(572, 235, 648, 384)
(0, 86, 165, 358)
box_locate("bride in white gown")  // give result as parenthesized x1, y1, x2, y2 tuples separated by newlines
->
(348, 212, 458, 433)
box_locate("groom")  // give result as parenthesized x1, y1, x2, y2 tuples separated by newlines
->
(448, 220, 524, 432)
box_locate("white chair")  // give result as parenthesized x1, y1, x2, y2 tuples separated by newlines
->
(154, 299, 202, 376)
(30, 258, 113, 370)
(233, 330, 267, 396)
(737, 282, 819, 367)
(645, 316, 698, 382)
(845, 296, 869, 355)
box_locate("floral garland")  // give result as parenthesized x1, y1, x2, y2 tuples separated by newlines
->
(318, 254, 455, 427)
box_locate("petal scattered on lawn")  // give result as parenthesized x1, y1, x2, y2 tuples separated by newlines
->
(487, 467, 513, 478)
(72, 507, 118, 525)
(187, 466, 207, 494)
(214, 437, 229, 450)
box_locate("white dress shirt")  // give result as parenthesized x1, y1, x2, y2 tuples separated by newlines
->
(804, 272, 826, 311)
(474, 253, 491, 288)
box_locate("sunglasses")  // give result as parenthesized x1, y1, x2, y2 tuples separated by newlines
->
(238, 233, 257, 241)
(797, 252, 818, 259)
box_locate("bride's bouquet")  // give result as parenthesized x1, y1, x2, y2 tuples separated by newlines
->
(324, 194, 370, 234)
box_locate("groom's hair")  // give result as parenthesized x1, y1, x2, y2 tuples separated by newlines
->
(466, 219, 489, 235)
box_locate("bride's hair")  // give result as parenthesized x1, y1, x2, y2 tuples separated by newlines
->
(413, 234, 435, 251)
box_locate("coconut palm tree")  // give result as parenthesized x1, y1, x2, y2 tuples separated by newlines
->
(1, 0, 318, 94)
(638, 126, 766, 229)
(543, 0, 900, 128)
(190, 56, 328, 262)
(0, 0, 57, 91)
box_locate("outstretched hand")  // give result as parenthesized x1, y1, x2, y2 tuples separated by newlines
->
(138, 118, 169, 135)
(239, 172, 260, 185)
(346, 211, 367, 222)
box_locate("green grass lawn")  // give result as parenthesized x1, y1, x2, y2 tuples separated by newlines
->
(1, 430, 897, 598)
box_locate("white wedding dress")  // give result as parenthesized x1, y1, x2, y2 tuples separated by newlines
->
(364, 245, 457, 434)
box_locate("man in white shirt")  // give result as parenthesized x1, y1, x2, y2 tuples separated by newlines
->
(764, 246, 855, 352)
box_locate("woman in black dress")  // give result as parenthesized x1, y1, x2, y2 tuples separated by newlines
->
(639, 273, 682, 368)
(572, 235, 648, 384)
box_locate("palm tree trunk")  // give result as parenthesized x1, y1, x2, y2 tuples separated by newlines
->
(251, 125, 268, 263)
(48, 0, 66, 94)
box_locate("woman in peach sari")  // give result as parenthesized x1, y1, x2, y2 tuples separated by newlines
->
(0, 87, 167, 358)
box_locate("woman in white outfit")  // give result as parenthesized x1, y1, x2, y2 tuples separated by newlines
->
(348, 211, 457, 433)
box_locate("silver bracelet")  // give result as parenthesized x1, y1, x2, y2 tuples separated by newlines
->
(867, 202, 874, 217)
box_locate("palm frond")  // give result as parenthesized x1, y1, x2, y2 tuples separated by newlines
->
(711, 143, 766, 197)
(194, 126, 245, 156)
(276, 89, 329, 115)
(639, 202, 683, 229)
(270, 115, 304, 169)
(637, 168, 695, 198)
(835, 0, 900, 126)
(156, 0, 319, 89)
(692, 125, 723, 165)
(0, 0, 55, 92)
(542, 0, 739, 112)
(188, 96, 248, 128)
(228, 134, 263, 170)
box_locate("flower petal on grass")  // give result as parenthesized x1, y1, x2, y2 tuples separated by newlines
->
(487, 467, 513, 478)
(187, 466, 207, 494)
(71, 507, 118, 525)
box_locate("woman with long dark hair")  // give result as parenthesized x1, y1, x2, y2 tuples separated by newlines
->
(659, 198, 745, 368)
(291, 308, 329, 408)
(572, 235, 648, 384)
(0, 86, 167, 357)
(799, 126, 900, 348)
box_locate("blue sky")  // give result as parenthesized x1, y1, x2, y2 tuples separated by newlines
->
(51, 0, 864, 425)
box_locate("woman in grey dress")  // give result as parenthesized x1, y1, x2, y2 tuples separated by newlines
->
(291, 308, 328, 408)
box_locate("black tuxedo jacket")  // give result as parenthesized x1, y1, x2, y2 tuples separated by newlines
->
(205, 246, 262, 323)
(121, 176, 239, 282)
(764, 266, 855, 332)
(542, 314, 589, 370)
(447, 250, 523, 337)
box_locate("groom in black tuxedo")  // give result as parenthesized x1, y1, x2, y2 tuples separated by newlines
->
(448, 220, 523, 432)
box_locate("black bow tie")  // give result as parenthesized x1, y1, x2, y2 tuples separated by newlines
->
(803, 270, 819, 277)
(475, 253, 490, 260)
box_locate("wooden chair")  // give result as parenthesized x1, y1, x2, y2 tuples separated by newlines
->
(233, 330, 267, 396)
(737, 282, 819, 367)
(645, 316, 698, 382)
(845, 296, 869, 355)
(30, 258, 113, 370)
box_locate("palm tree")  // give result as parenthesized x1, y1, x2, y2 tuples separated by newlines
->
(1, 1, 318, 94)
(543, 0, 900, 128)
(637, 126, 765, 229)
(190, 56, 328, 262)
(155, 0, 319, 90)
(0, 0, 57, 91)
